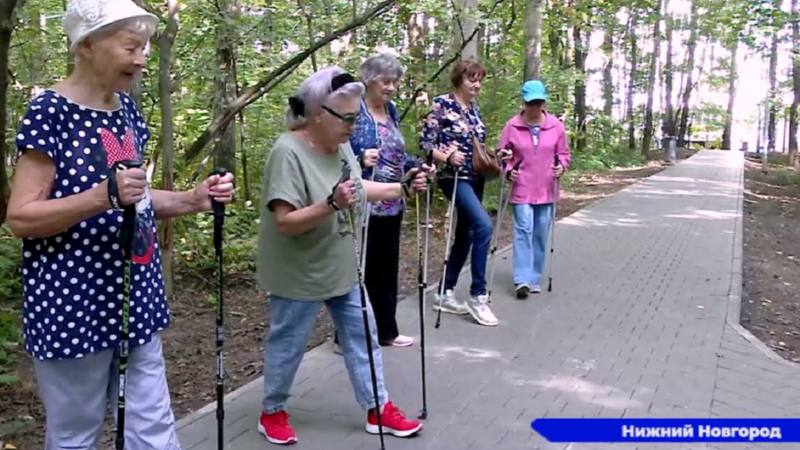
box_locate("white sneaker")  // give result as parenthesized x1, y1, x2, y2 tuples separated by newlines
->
(383, 334, 414, 347)
(433, 289, 470, 315)
(467, 294, 498, 326)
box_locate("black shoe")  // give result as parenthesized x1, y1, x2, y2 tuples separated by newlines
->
(515, 284, 530, 299)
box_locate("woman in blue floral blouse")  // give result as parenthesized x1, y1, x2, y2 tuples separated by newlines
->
(419, 59, 499, 327)
(334, 53, 424, 349)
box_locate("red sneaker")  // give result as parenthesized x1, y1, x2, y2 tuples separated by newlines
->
(257, 410, 297, 445)
(366, 400, 423, 437)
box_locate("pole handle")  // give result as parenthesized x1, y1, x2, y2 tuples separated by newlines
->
(339, 159, 352, 183)
(113, 160, 142, 251)
(209, 167, 227, 251)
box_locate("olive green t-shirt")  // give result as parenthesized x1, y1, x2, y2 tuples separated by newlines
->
(255, 132, 367, 301)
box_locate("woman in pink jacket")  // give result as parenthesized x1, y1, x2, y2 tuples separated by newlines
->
(498, 80, 571, 298)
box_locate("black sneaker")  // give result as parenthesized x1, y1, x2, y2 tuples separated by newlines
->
(515, 284, 530, 299)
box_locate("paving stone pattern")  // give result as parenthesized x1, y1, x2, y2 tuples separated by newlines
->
(175, 151, 800, 450)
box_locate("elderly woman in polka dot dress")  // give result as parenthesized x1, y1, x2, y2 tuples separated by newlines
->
(6, 0, 234, 449)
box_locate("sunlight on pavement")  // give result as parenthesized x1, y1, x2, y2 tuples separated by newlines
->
(501, 369, 650, 411)
(427, 345, 507, 362)
(663, 210, 740, 220)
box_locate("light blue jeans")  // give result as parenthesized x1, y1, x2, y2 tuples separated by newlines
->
(262, 283, 388, 414)
(512, 203, 554, 288)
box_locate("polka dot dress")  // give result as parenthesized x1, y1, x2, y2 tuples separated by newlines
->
(15, 90, 169, 361)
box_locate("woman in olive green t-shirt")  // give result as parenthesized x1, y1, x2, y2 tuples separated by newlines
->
(254, 66, 432, 445)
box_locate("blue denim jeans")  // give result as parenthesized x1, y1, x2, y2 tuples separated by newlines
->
(262, 283, 388, 414)
(512, 203, 553, 287)
(437, 178, 492, 296)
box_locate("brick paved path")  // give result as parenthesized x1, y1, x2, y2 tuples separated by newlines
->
(176, 150, 800, 450)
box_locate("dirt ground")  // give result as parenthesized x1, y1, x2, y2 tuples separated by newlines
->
(0, 149, 695, 449)
(739, 154, 800, 364)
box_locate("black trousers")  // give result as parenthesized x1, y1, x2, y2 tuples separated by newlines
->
(335, 213, 403, 345)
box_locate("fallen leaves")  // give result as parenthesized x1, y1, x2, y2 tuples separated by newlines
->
(740, 158, 800, 365)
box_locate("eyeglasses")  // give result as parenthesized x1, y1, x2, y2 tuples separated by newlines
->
(322, 105, 357, 125)
(287, 71, 362, 123)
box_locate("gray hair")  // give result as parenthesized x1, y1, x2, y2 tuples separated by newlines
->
(73, 17, 157, 54)
(284, 66, 366, 130)
(359, 54, 405, 85)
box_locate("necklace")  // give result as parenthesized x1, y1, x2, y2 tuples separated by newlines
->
(301, 129, 339, 155)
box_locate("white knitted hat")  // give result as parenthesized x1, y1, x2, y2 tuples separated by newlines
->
(63, 0, 158, 51)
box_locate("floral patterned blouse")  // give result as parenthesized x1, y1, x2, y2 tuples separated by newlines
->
(419, 93, 487, 181)
(349, 99, 421, 217)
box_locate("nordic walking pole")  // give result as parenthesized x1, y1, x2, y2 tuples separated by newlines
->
(210, 167, 228, 450)
(547, 154, 560, 292)
(339, 160, 386, 450)
(358, 102, 381, 273)
(416, 151, 434, 420)
(486, 158, 521, 303)
(359, 165, 376, 276)
(434, 151, 460, 330)
(113, 160, 143, 450)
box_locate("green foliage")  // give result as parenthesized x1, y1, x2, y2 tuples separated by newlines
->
(0, 226, 21, 386)
(0, 226, 21, 301)
(173, 203, 261, 274)
(772, 167, 800, 187)
(0, 306, 20, 386)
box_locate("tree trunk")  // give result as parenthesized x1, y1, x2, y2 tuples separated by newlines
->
(626, 7, 639, 153)
(662, 4, 675, 137)
(158, 0, 179, 298)
(602, 13, 614, 117)
(320, 0, 334, 62)
(677, 0, 698, 147)
(459, 0, 479, 60)
(573, 26, 586, 154)
(0, 0, 19, 225)
(789, 0, 799, 166)
(62, 0, 75, 76)
(722, 38, 740, 150)
(297, 0, 318, 71)
(767, 7, 780, 155)
(642, 0, 662, 159)
(213, 0, 241, 173)
(524, 0, 543, 80)
(408, 12, 426, 93)
(129, 0, 147, 108)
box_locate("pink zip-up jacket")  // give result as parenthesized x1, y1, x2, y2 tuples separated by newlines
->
(497, 111, 571, 205)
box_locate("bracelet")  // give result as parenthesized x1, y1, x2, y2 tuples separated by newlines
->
(327, 194, 341, 211)
(107, 173, 121, 210)
(401, 183, 412, 198)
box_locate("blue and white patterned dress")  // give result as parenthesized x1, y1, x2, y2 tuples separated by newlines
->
(14, 90, 169, 361)
(349, 99, 421, 217)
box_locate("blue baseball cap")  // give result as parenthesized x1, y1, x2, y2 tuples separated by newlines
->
(522, 80, 547, 102)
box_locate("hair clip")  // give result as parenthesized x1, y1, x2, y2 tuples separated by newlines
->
(331, 73, 356, 92)
(288, 96, 305, 117)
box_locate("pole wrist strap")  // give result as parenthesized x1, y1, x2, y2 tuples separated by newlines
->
(107, 174, 122, 210)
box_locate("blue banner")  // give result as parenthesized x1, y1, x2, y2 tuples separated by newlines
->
(531, 418, 798, 442)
